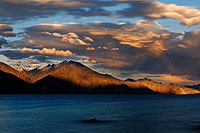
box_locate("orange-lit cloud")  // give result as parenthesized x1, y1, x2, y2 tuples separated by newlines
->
(42, 32, 91, 45)
(112, 48, 119, 51)
(14, 47, 74, 56)
(86, 47, 95, 51)
(78, 59, 97, 63)
(102, 46, 108, 50)
(84, 36, 94, 42)
(28, 20, 176, 57)
(87, 20, 173, 55)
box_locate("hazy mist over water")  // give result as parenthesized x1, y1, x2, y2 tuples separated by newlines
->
(0, 94, 200, 133)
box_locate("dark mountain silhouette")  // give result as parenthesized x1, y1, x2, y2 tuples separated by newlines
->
(0, 70, 31, 93)
(185, 84, 200, 90)
(125, 78, 135, 82)
(0, 60, 199, 94)
(0, 62, 31, 83)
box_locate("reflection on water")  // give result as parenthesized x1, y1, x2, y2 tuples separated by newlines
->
(0, 94, 199, 133)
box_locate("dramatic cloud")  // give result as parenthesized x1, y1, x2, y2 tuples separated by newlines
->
(85, 20, 179, 55)
(4, 21, 181, 66)
(0, 0, 114, 23)
(117, 0, 200, 25)
(1, 0, 200, 26)
(14, 47, 74, 57)
(2, 20, 200, 85)
(47, 21, 175, 55)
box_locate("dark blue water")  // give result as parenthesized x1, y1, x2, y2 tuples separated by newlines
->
(0, 94, 200, 133)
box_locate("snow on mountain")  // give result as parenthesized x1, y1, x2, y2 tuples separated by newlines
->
(11, 64, 33, 72)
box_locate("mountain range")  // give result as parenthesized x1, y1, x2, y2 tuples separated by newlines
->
(0, 61, 199, 94)
(185, 84, 200, 91)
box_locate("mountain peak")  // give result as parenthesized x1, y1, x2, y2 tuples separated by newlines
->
(59, 60, 68, 65)
(56, 60, 69, 68)
(125, 78, 135, 82)
(68, 60, 86, 67)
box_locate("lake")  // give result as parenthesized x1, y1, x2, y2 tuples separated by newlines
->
(0, 94, 200, 133)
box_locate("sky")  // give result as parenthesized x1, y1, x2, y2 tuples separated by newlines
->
(1, 0, 200, 85)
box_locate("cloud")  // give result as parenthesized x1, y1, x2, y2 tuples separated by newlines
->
(14, 47, 74, 57)
(1, 0, 200, 26)
(42, 31, 91, 45)
(0, 24, 16, 37)
(0, 24, 15, 48)
(0, 38, 8, 48)
(3, 56, 49, 69)
(84, 36, 94, 42)
(78, 59, 97, 63)
(0, 0, 114, 23)
(117, 0, 200, 26)
(94, 57, 133, 68)
(181, 30, 200, 47)
(0, 24, 13, 31)
(86, 47, 95, 51)
(0, 38, 8, 44)
(102, 47, 108, 50)
(5, 21, 179, 67)
(85, 20, 178, 55)
(112, 48, 119, 50)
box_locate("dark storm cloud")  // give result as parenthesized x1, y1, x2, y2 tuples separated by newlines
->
(117, 1, 157, 17)
(0, 0, 114, 23)
(1, 0, 200, 26)
(0, 38, 8, 48)
(0, 50, 31, 59)
(67, 7, 112, 17)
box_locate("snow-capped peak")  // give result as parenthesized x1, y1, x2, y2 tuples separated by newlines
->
(11, 64, 33, 72)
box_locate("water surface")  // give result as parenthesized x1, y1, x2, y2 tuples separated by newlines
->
(0, 94, 200, 133)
